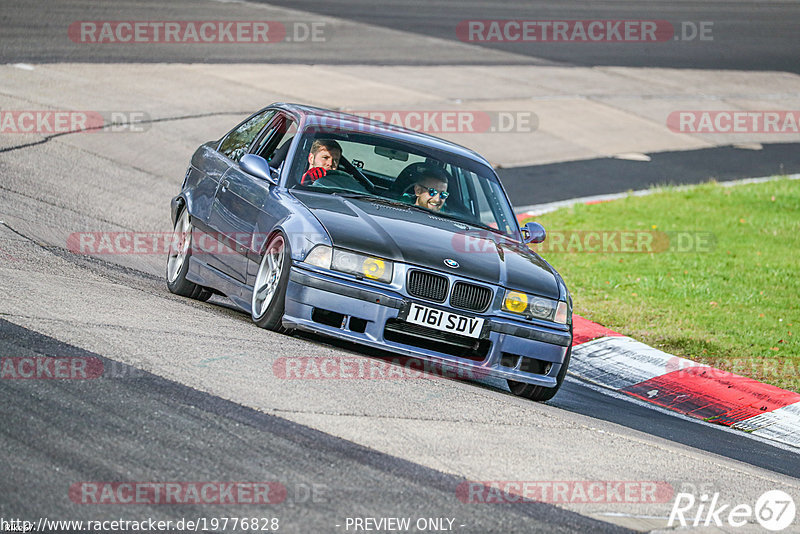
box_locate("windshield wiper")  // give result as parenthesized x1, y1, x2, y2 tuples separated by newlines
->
(421, 209, 504, 235)
(333, 192, 419, 209)
(332, 191, 382, 200)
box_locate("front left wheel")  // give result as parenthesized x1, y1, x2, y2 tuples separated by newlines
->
(166, 207, 212, 301)
(251, 232, 291, 332)
(507, 344, 571, 402)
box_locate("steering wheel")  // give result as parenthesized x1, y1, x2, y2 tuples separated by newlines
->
(339, 157, 376, 192)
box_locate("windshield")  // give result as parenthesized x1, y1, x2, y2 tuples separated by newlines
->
(288, 129, 520, 239)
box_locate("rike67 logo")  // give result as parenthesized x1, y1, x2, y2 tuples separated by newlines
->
(669, 490, 796, 531)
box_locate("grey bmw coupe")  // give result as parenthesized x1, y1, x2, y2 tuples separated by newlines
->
(167, 103, 573, 401)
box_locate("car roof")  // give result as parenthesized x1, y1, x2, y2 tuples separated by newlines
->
(269, 102, 494, 169)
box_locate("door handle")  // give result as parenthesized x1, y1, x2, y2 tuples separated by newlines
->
(220, 179, 230, 193)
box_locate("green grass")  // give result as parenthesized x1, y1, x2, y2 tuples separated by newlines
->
(526, 177, 800, 392)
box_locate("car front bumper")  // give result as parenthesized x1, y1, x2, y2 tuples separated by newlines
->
(283, 265, 572, 388)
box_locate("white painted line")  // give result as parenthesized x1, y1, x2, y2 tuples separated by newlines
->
(11, 63, 34, 71)
(613, 152, 651, 162)
(517, 191, 643, 217)
(571, 336, 706, 390)
(594, 512, 666, 520)
(732, 142, 763, 151)
(516, 172, 800, 216)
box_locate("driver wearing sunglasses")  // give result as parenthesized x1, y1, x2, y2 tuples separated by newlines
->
(412, 173, 449, 212)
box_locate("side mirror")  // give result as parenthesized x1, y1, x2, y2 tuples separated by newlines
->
(521, 221, 546, 244)
(240, 154, 276, 185)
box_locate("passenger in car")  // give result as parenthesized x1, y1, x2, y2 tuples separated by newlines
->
(408, 170, 449, 212)
(301, 139, 342, 184)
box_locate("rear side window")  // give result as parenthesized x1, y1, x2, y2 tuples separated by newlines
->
(219, 109, 276, 162)
(254, 117, 298, 166)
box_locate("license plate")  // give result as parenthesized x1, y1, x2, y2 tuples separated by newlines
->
(406, 303, 484, 339)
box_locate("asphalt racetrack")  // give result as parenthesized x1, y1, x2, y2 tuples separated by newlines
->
(1, 1, 799, 533)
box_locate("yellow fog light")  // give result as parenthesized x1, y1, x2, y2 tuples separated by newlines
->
(332, 249, 393, 283)
(503, 291, 528, 314)
(362, 257, 386, 280)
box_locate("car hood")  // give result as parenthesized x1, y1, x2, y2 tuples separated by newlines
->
(293, 191, 561, 300)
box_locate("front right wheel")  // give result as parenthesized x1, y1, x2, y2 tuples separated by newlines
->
(251, 232, 291, 332)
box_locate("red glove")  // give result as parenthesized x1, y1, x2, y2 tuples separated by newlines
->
(301, 167, 327, 184)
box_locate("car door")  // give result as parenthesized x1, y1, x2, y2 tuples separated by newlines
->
(200, 109, 276, 280)
(185, 143, 231, 224)
(207, 113, 294, 283)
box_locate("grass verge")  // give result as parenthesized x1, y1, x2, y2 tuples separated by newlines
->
(526, 177, 799, 392)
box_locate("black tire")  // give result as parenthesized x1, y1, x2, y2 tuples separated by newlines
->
(166, 208, 212, 302)
(251, 232, 291, 332)
(508, 344, 572, 402)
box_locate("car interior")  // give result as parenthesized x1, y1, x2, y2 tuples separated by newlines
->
(219, 111, 512, 235)
(232, 123, 516, 236)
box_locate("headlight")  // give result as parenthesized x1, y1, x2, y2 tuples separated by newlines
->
(502, 289, 568, 324)
(304, 245, 332, 269)
(332, 249, 393, 284)
(303, 246, 393, 283)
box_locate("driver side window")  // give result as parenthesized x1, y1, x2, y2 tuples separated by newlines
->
(219, 109, 276, 163)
